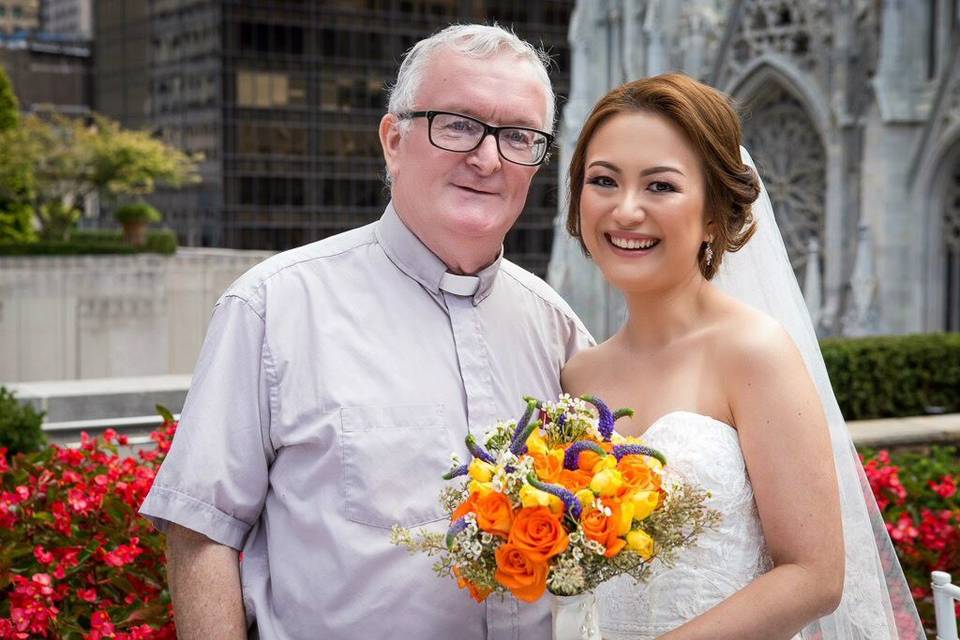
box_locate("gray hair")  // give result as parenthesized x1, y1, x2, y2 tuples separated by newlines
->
(386, 23, 555, 133)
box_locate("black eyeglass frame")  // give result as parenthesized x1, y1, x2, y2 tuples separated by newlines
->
(399, 110, 554, 166)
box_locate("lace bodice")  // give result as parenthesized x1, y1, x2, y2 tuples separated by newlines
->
(598, 411, 782, 640)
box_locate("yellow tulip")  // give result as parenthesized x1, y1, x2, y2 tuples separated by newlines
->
(591, 455, 617, 473)
(631, 490, 660, 521)
(468, 458, 496, 483)
(643, 456, 664, 473)
(519, 484, 563, 514)
(468, 480, 494, 495)
(626, 529, 655, 559)
(590, 468, 623, 497)
(618, 501, 635, 535)
(525, 430, 548, 455)
(574, 488, 595, 508)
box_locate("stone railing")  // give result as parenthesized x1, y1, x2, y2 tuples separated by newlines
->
(0, 248, 272, 382)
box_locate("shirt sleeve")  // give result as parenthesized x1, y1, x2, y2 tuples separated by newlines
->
(564, 314, 596, 361)
(139, 294, 275, 550)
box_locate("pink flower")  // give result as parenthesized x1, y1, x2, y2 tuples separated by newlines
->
(929, 474, 957, 499)
(78, 588, 98, 603)
(33, 546, 54, 565)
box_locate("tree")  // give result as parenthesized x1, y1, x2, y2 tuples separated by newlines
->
(0, 65, 18, 132)
(0, 113, 201, 240)
(0, 64, 33, 242)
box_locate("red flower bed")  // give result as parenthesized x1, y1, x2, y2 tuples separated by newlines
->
(862, 446, 960, 634)
(0, 420, 178, 639)
(1, 415, 955, 638)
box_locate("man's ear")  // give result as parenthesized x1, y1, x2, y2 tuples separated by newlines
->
(379, 113, 402, 180)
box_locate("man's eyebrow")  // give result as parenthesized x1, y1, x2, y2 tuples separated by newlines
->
(443, 107, 543, 129)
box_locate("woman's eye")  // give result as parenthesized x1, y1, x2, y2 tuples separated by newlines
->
(587, 175, 616, 187)
(649, 181, 675, 193)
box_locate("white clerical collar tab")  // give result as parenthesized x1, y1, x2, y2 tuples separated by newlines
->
(439, 272, 481, 296)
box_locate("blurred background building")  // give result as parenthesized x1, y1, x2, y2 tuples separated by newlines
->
(88, 0, 573, 278)
(42, 0, 92, 37)
(0, 0, 39, 34)
(549, 0, 960, 339)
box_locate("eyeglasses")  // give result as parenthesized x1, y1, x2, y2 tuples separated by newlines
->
(400, 110, 553, 166)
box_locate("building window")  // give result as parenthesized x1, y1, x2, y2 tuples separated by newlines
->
(237, 123, 307, 156)
(238, 22, 304, 55)
(236, 71, 306, 108)
(237, 176, 306, 207)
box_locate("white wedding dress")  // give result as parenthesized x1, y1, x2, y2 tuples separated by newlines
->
(597, 411, 802, 640)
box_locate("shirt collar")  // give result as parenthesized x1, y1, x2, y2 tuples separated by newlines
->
(376, 201, 502, 304)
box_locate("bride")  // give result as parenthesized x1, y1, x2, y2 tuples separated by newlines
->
(560, 74, 923, 639)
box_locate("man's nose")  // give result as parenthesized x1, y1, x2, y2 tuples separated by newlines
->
(466, 134, 502, 175)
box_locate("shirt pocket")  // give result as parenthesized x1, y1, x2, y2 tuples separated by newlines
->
(339, 404, 451, 528)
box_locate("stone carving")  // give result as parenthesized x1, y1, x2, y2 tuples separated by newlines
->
(726, 0, 832, 80)
(741, 84, 826, 281)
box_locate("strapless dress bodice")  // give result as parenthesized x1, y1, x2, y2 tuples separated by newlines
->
(598, 411, 780, 640)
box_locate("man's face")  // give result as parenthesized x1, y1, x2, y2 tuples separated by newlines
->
(380, 48, 549, 268)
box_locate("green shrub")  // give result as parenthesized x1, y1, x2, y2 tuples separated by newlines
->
(0, 228, 177, 255)
(0, 386, 46, 456)
(822, 333, 960, 420)
(114, 202, 162, 224)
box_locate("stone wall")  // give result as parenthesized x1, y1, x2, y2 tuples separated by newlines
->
(0, 248, 272, 382)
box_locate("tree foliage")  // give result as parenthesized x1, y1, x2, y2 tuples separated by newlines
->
(0, 64, 19, 132)
(0, 113, 201, 241)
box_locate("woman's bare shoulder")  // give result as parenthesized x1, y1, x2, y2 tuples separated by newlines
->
(561, 341, 613, 396)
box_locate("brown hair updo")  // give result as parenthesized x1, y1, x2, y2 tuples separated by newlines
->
(567, 73, 761, 279)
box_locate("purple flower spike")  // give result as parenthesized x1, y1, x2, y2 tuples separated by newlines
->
(527, 473, 582, 520)
(612, 444, 667, 466)
(563, 440, 608, 470)
(465, 434, 496, 464)
(442, 464, 469, 480)
(509, 398, 541, 455)
(582, 395, 615, 440)
(446, 517, 469, 549)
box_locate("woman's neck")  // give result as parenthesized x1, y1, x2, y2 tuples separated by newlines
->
(617, 270, 713, 352)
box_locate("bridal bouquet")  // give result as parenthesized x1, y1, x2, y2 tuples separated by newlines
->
(391, 394, 719, 606)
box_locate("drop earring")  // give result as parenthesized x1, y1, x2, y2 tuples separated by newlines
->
(704, 243, 714, 267)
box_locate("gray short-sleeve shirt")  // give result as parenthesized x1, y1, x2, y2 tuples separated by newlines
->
(140, 203, 594, 639)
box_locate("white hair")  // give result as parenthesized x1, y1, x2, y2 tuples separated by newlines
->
(386, 23, 555, 133)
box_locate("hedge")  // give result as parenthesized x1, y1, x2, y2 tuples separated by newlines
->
(0, 228, 177, 256)
(0, 386, 46, 456)
(821, 333, 960, 421)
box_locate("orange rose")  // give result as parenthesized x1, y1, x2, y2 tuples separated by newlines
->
(453, 565, 492, 603)
(451, 491, 478, 521)
(573, 441, 613, 472)
(581, 502, 626, 557)
(558, 468, 593, 492)
(494, 542, 548, 602)
(530, 450, 564, 483)
(475, 490, 514, 538)
(576, 449, 603, 472)
(618, 456, 661, 494)
(508, 506, 569, 562)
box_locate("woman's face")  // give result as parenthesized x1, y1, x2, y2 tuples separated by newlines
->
(579, 110, 709, 294)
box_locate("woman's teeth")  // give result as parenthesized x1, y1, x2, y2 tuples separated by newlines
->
(609, 236, 660, 250)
